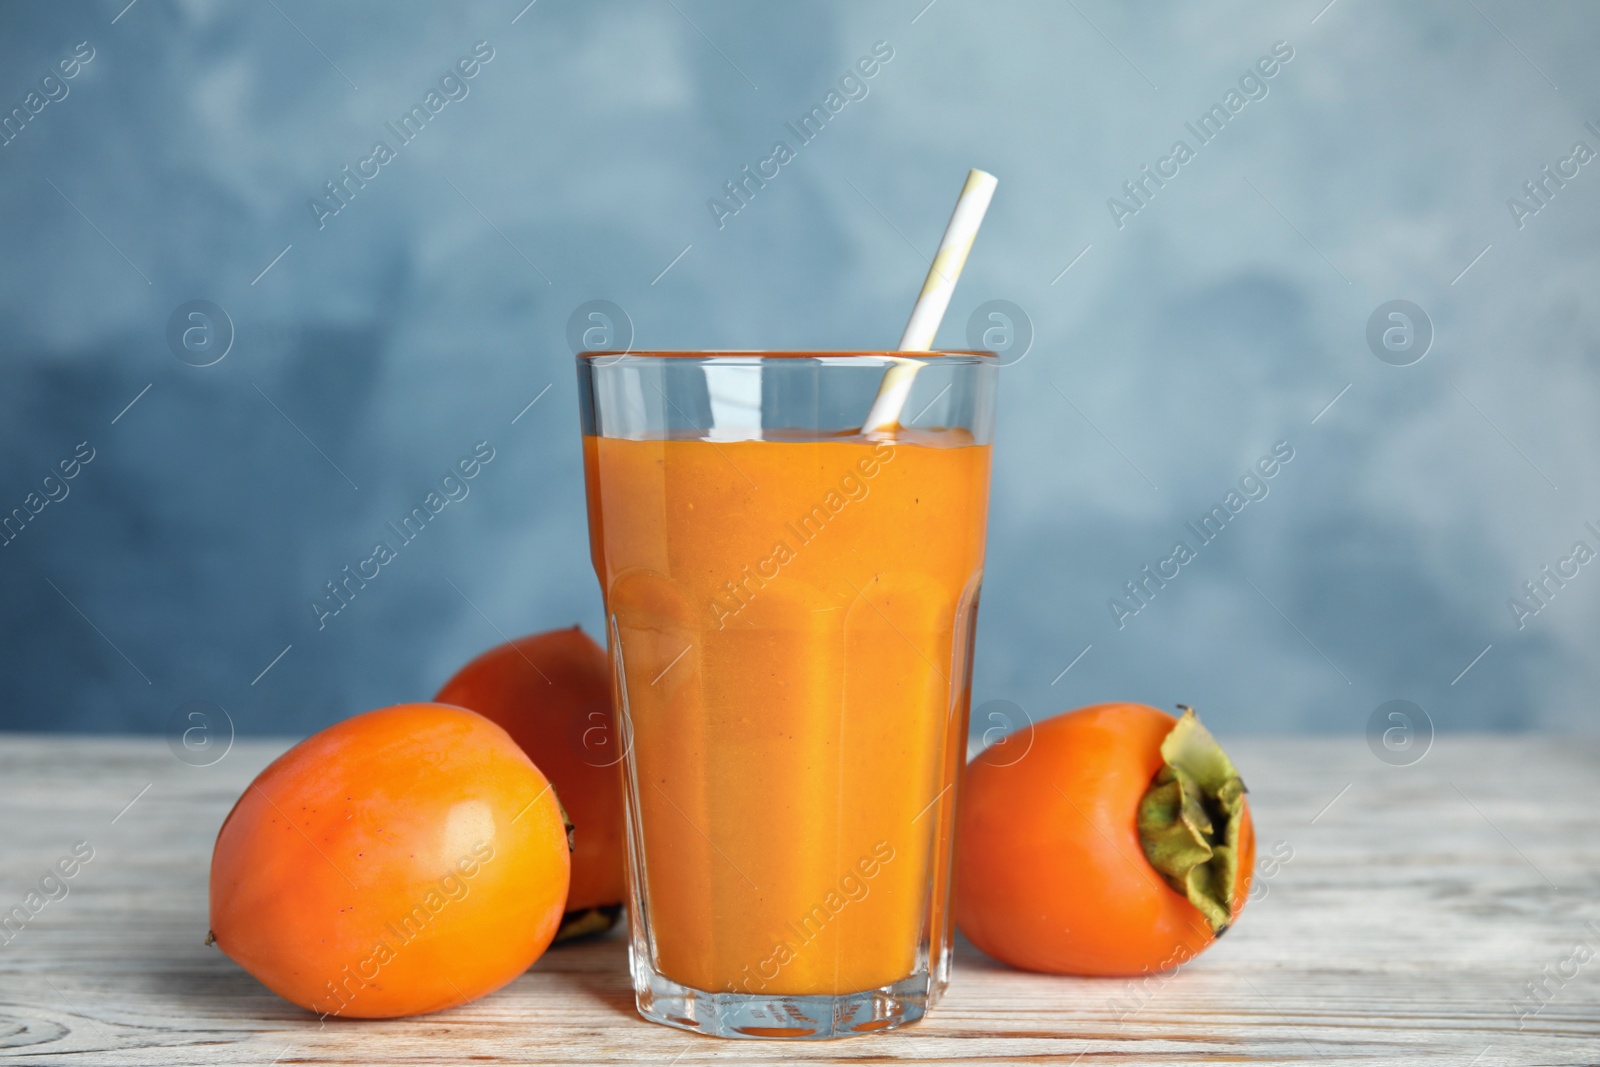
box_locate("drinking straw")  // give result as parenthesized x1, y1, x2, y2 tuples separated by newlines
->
(861, 168, 998, 433)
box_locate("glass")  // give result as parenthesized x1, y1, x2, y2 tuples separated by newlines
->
(576, 351, 997, 1039)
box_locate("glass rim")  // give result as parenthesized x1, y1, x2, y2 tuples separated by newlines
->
(577, 349, 996, 362)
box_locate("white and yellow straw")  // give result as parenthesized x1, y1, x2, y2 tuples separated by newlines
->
(861, 168, 998, 433)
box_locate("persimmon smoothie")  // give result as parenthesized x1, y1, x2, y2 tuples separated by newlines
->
(583, 428, 991, 997)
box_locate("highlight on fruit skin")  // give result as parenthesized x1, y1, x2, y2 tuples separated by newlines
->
(435, 625, 625, 942)
(954, 702, 1255, 977)
(208, 703, 571, 1019)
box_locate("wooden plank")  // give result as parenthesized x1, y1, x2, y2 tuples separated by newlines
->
(0, 735, 1596, 1065)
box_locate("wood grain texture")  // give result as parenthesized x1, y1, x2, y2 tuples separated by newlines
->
(0, 734, 1596, 1065)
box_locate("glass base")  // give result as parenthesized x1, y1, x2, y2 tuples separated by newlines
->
(632, 952, 935, 1039)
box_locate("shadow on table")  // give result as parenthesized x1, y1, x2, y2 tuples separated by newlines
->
(952, 929, 1020, 974)
(531, 924, 639, 1023)
(138, 923, 639, 1029)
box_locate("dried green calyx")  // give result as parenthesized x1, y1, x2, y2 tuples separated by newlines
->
(553, 903, 623, 944)
(1136, 706, 1247, 935)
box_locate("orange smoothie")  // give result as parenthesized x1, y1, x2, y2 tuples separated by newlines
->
(583, 430, 991, 997)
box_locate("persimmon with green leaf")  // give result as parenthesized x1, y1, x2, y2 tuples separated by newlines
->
(955, 703, 1255, 975)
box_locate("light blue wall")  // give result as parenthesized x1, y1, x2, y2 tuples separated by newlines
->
(2, 1, 1597, 736)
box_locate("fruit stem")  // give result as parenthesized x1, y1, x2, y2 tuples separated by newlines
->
(1136, 706, 1247, 934)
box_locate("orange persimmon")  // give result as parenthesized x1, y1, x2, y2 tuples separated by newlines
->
(208, 703, 571, 1018)
(955, 703, 1255, 976)
(435, 626, 625, 940)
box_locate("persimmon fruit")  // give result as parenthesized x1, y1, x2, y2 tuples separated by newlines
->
(435, 625, 626, 941)
(955, 703, 1255, 976)
(208, 703, 571, 1019)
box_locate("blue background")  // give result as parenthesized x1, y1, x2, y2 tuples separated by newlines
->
(3, 0, 1596, 738)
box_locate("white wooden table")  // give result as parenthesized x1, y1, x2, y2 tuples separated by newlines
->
(1, 735, 1595, 1065)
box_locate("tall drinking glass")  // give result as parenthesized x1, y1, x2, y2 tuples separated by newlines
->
(577, 351, 996, 1039)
